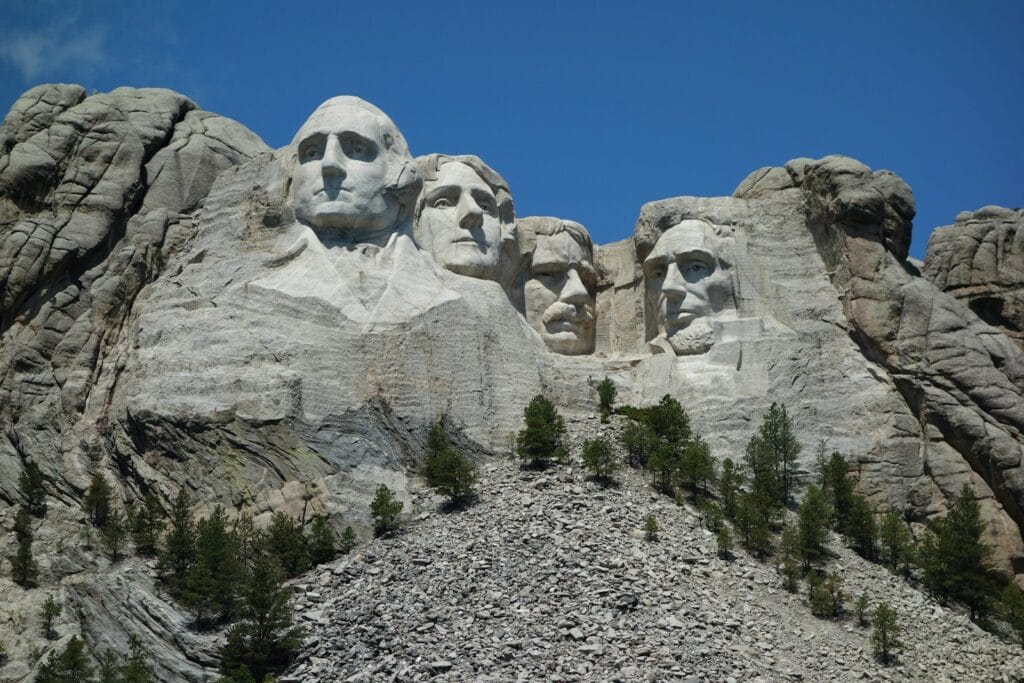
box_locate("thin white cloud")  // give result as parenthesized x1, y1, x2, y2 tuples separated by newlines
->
(0, 19, 106, 81)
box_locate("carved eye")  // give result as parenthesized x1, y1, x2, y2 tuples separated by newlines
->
(352, 142, 365, 155)
(683, 261, 711, 279)
(433, 198, 454, 209)
(651, 267, 666, 280)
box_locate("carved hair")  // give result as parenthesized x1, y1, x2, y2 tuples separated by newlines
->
(523, 217, 594, 264)
(413, 154, 516, 232)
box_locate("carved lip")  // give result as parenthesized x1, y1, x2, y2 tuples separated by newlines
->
(664, 312, 699, 329)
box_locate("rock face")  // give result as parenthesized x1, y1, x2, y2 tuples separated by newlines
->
(923, 206, 1024, 349)
(1, 85, 1023, 680)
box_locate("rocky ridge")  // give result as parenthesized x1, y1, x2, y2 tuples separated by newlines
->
(284, 417, 1024, 682)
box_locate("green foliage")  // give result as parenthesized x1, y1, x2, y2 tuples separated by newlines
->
(307, 516, 337, 566)
(233, 513, 263, 574)
(265, 513, 309, 578)
(855, 593, 870, 627)
(37, 636, 96, 683)
(871, 602, 902, 663)
(19, 460, 47, 517)
(581, 437, 619, 483)
(596, 377, 616, 422)
(917, 484, 998, 620)
(184, 505, 242, 626)
(158, 490, 197, 593)
(681, 436, 716, 497)
(97, 635, 154, 683)
(370, 485, 403, 537)
(647, 443, 681, 494)
(820, 451, 855, 528)
(643, 515, 659, 542)
(797, 485, 830, 569)
(999, 583, 1024, 645)
(128, 493, 164, 557)
(843, 494, 877, 560)
(14, 506, 32, 542)
(648, 395, 691, 445)
(878, 510, 912, 574)
(338, 526, 358, 555)
(700, 500, 724, 533)
(716, 525, 733, 560)
(747, 403, 800, 509)
(619, 420, 657, 469)
(84, 472, 113, 528)
(809, 571, 844, 619)
(718, 458, 744, 521)
(41, 594, 61, 639)
(219, 554, 304, 683)
(735, 491, 773, 558)
(423, 422, 478, 504)
(10, 533, 38, 588)
(516, 395, 567, 466)
(101, 509, 128, 561)
(781, 557, 800, 593)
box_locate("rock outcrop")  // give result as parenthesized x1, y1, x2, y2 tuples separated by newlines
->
(1, 84, 1023, 680)
(923, 206, 1024, 350)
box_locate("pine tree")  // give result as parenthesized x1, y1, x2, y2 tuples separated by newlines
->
(159, 489, 196, 593)
(96, 634, 155, 682)
(648, 395, 691, 446)
(596, 377, 616, 422)
(809, 571, 844, 619)
(184, 505, 242, 626)
(855, 593, 870, 627)
(129, 493, 164, 557)
(821, 451, 855, 528)
(737, 491, 773, 558)
(718, 458, 743, 521)
(999, 583, 1024, 645)
(264, 513, 310, 578)
(581, 437, 619, 484)
(781, 557, 800, 592)
(10, 534, 38, 588)
(14, 506, 32, 543)
(748, 402, 800, 507)
(19, 460, 47, 517)
(682, 436, 716, 498)
(647, 443, 680, 494)
(219, 555, 304, 682)
(716, 525, 733, 560)
(41, 594, 61, 639)
(797, 485, 830, 570)
(83, 472, 113, 528)
(643, 515, 659, 542)
(878, 510, 912, 573)
(370, 485, 403, 537)
(423, 421, 477, 504)
(516, 395, 567, 466)
(37, 635, 96, 683)
(843, 494, 877, 560)
(338, 526, 358, 554)
(620, 420, 657, 469)
(101, 508, 128, 561)
(233, 512, 264, 574)
(871, 602, 901, 663)
(306, 516, 337, 566)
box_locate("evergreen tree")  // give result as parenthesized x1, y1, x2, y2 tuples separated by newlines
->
(37, 635, 96, 683)
(264, 513, 310, 578)
(999, 583, 1024, 645)
(700, 500, 724, 533)
(821, 452, 855, 528)
(716, 525, 733, 560)
(19, 460, 47, 517)
(809, 571, 844, 618)
(129, 493, 164, 557)
(797, 485, 830, 570)
(370, 485, 403, 537)
(648, 395, 691, 446)
(338, 526, 358, 555)
(307, 516, 337, 566)
(423, 422, 477, 504)
(184, 505, 242, 626)
(581, 437, 619, 484)
(718, 458, 743, 521)
(102, 509, 128, 561)
(159, 489, 196, 593)
(233, 513, 264, 574)
(843, 494, 877, 560)
(620, 420, 657, 469)
(748, 402, 800, 506)
(918, 484, 998, 620)
(41, 594, 61, 639)
(596, 377, 616, 422)
(10, 534, 38, 587)
(14, 506, 32, 542)
(855, 593, 870, 627)
(643, 515, 659, 542)
(219, 555, 304, 682)
(737, 491, 773, 558)
(682, 436, 716, 498)
(871, 602, 902, 663)
(781, 556, 800, 592)
(878, 510, 912, 573)
(95, 634, 153, 683)
(516, 395, 567, 466)
(83, 472, 113, 528)
(647, 443, 680, 494)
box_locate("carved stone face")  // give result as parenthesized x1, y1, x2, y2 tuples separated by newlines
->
(292, 103, 400, 240)
(643, 219, 734, 355)
(417, 162, 502, 279)
(525, 230, 596, 355)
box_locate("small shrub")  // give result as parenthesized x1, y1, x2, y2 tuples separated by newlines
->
(339, 526, 358, 554)
(855, 593, 870, 627)
(516, 395, 567, 466)
(596, 377, 616, 422)
(643, 515, 659, 542)
(424, 422, 477, 505)
(370, 485, 403, 537)
(781, 557, 800, 593)
(809, 571, 844, 619)
(307, 516, 337, 565)
(716, 525, 733, 560)
(41, 594, 61, 640)
(871, 601, 902, 663)
(581, 438, 619, 484)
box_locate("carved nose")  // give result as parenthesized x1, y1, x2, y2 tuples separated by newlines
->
(458, 198, 483, 230)
(662, 263, 687, 298)
(322, 136, 346, 176)
(559, 268, 589, 304)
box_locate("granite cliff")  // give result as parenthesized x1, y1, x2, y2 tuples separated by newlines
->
(0, 84, 1021, 680)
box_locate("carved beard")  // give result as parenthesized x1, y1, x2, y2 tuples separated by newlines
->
(666, 318, 714, 355)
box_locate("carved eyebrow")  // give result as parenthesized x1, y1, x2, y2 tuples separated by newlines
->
(424, 184, 461, 198)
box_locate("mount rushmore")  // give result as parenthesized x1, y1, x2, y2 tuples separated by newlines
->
(0, 83, 1022, 676)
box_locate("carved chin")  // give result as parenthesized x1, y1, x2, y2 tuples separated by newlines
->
(666, 319, 714, 355)
(543, 329, 593, 355)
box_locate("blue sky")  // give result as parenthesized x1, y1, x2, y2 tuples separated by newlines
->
(1, 1, 1020, 260)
